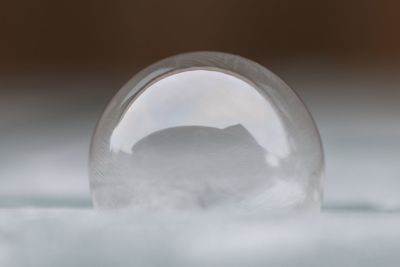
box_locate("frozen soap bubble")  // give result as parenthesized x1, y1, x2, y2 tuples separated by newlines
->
(89, 52, 324, 212)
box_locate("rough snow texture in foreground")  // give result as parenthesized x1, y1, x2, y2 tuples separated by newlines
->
(1, 209, 400, 267)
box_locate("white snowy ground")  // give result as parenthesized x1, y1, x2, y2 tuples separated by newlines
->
(1, 209, 400, 267)
(0, 64, 399, 266)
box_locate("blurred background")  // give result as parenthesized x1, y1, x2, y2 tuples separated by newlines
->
(0, 0, 399, 210)
(2, 0, 400, 68)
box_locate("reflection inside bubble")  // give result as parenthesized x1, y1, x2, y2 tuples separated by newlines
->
(110, 69, 290, 167)
(92, 69, 299, 210)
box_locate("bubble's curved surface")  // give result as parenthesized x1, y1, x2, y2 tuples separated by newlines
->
(89, 52, 324, 212)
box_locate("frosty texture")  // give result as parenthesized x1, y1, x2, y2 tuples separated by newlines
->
(89, 52, 324, 212)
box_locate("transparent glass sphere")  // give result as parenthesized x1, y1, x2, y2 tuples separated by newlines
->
(89, 52, 324, 212)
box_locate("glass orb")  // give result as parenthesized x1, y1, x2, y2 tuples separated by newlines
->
(89, 52, 324, 212)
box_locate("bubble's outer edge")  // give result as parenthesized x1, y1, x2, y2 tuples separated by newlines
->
(89, 51, 325, 210)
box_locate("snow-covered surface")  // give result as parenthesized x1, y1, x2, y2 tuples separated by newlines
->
(0, 65, 399, 266)
(1, 209, 400, 267)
